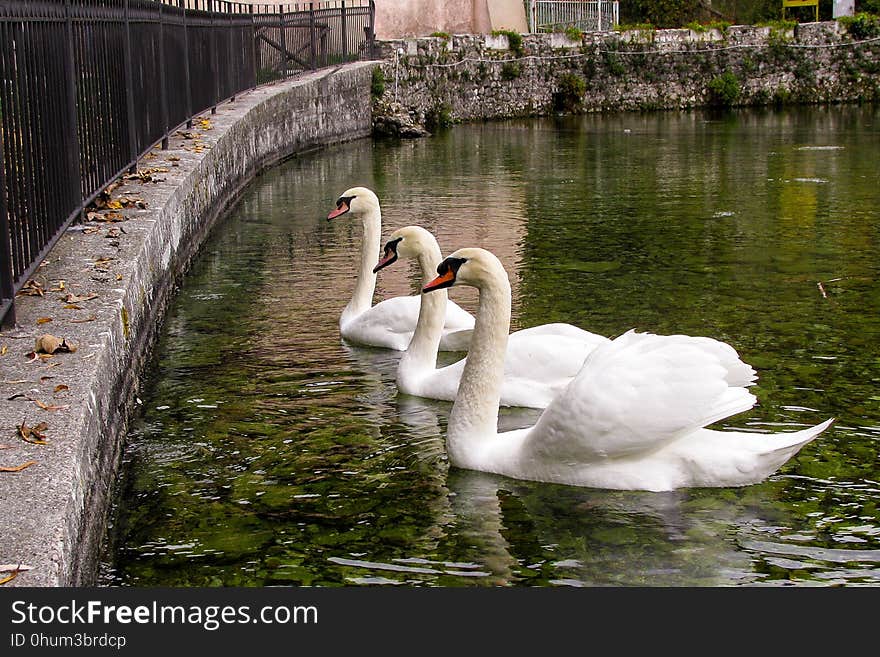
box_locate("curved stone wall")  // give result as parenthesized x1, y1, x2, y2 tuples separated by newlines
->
(0, 62, 377, 586)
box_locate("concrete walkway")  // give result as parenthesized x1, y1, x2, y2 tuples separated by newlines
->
(0, 62, 377, 586)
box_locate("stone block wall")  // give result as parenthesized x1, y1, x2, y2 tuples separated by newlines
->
(373, 21, 880, 130)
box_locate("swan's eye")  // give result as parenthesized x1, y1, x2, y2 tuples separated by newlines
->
(337, 195, 355, 209)
(437, 257, 467, 276)
(384, 237, 402, 255)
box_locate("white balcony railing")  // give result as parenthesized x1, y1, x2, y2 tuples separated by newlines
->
(528, 0, 619, 33)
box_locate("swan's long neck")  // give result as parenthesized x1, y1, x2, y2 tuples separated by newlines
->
(399, 246, 445, 376)
(342, 207, 381, 326)
(446, 271, 511, 464)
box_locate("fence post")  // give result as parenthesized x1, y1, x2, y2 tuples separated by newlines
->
(250, 3, 257, 89)
(123, 0, 139, 173)
(368, 0, 376, 58)
(341, 1, 347, 60)
(159, 0, 170, 149)
(210, 0, 218, 114)
(0, 125, 14, 329)
(228, 2, 236, 102)
(278, 3, 287, 79)
(309, 2, 317, 70)
(63, 0, 84, 217)
(180, 0, 194, 129)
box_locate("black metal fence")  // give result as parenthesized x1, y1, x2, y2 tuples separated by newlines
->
(0, 0, 375, 328)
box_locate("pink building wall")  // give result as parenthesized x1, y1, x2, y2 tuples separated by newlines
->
(374, 0, 527, 39)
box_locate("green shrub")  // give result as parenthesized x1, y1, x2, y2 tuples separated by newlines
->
(501, 62, 521, 80)
(553, 72, 587, 113)
(707, 71, 741, 106)
(370, 67, 385, 99)
(430, 31, 451, 40)
(425, 103, 453, 131)
(838, 12, 880, 39)
(564, 26, 583, 41)
(491, 29, 524, 57)
(684, 20, 731, 33)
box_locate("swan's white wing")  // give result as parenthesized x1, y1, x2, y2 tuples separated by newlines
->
(524, 330, 757, 462)
(444, 300, 476, 330)
(341, 296, 422, 350)
(423, 325, 607, 408)
(438, 301, 476, 351)
(343, 296, 476, 352)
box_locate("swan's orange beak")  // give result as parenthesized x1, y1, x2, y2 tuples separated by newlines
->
(423, 269, 456, 293)
(373, 250, 397, 273)
(327, 200, 349, 220)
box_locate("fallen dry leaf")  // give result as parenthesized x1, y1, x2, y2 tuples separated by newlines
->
(1, 345, 7, 356)
(18, 280, 44, 297)
(53, 384, 69, 393)
(34, 400, 70, 412)
(117, 196, 147, 209)
(36, 317, 53, 325)
(0, 571, 19, 585)
(62, 293, 97, 304)
(0, 461, 37, 473)
(0, 564, 32, 585)
(34, 334, 77, 355)
(87, 211, 125, 223)
(25, 351, 53, 363)
(17, 421, 48, 445)
(0, 564, 33, 573)
(35, 334, 59, 354)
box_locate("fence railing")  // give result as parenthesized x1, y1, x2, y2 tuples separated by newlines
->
(0, 0, 375, 328)
(528, 0, 619, 33)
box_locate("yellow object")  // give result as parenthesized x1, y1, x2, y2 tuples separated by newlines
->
(782, 0, 819, 22)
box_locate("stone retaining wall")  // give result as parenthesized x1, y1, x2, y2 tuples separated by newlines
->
(0, 62, 377, 586)
(373, 22, 880, 131)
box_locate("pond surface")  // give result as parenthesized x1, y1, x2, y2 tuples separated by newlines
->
(101, 105, 880, 587)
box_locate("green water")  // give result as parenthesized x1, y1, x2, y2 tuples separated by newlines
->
(101, 105, 880, 587)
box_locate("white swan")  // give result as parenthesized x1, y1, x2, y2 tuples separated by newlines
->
(373, 225, 608, 408)
(422, 247, 835, 492)
(327, 187, 474, 351)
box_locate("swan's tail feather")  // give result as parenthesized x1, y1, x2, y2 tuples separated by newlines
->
(676, 418, 836, 489)
(697, 388, 758, 431)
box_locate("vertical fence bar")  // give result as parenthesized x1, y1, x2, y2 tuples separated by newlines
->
(341, 1, 347, 59)
(228, 2, 235, 102)
(250, 3, 257, 89)
(368, 0, 376, 58)
(0, 124, 13, 329)
(64, 0, 83, 219)
(210, 0, 218, 114)
(309, 2, 316, 69)
(180, 0, 193, 128)
(278, 3, 287, 79)
(159, 1, 170, 149)
(123, 0, 139, 172)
